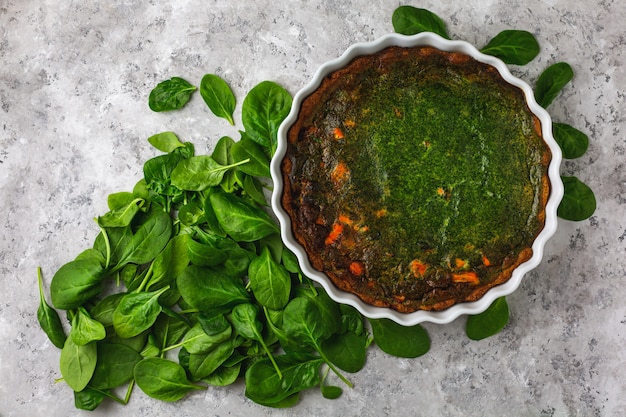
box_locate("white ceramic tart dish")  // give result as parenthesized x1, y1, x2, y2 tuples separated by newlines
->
(270, 32, 563, 326)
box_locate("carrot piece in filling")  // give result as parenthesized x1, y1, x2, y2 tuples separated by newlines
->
(451, 271, 480, 284)
(410, 259, 428, 278)
(333, 127, 345, 139)
(349, 261, 364, 276)
(331, 161, 350, 185)
(325, 222, 344, 245)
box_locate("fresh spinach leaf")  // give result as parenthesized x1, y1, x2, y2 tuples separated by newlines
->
(466, 297, 510, 340)
(203, 363, 241, 387)
(97, 197, 144, 228)
(114, 209, 172, 269)
(89, 293, 125, 327)
(480, 30, 540, 65)
(534, 62, 574, 108)
(187, 338, 237, 381)
(170, 155, 249, 191)
(321, 331, 368, 373)
(148, 131, 185, 153)
(74, 388, 106, 411)
(71, 307, 106, 345)
(59, 336, 97, 392)
(37, 268, 67, 349)
(553, 122, 589, 159)
(113, 286, 169, 339)
(558, 176, 597, 221)
(230, 138, 271, 178)
(50, 258, 106, 310)
(391, 6, 450, 39)
(89, 342, 143, 389)
(209, 190, 279, 242)
(186, 237, 228, 267)
(200, 74, 236, 125)
(177, 265, 250, 313)
(149, 77, 197, 112)
(244, 353, 324, 405)
(134, 357, 206, 402)
(248, 247, 291, 310)
(241, 80, 292, 155)
(369, 318, 431, 358)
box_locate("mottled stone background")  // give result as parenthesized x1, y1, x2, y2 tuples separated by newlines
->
(1, 0, 624, 416)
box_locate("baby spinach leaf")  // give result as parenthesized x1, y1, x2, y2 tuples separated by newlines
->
(74, 388, 105, 411)
(391, 6, 450, 39)
(211, 136, 235, 165)
(203, 363, 241, 387)
(321, 331, 368, 373)
(89, 342, 143, 389)
(339, 304, 366, 336)
(186, 238, 228, 267)
(89, 293, 125, 327)
(241, 81, 292, 156)
(553, 123, 589, 159)
(282, 296, 330, 346)
(147, 234, 190, 291)
(177, 265, 250, 313)
(170, 155, 249, 191)
(480, 30, 540, 65)
(59, 337, 97, 392)
(248, 247, 292, 310)
(209, 190, 279, 242)
(466, 297, 510, 340)
(200, 74, 236, 125)
(149, 77, 197, 112)
(37, 268, 66, 349)
(558, 176, 597, 221)
(71, 307, 106, 345)
(534, 62, 574, 108)
(134, 357, 206, 402)
(230, 138, 271, 178)
(295, 286, 342, 336)
(244, 353, 323, 406)
(369, 318, 430, 358)
(231, 303, 282, 377)
(113, 286, 169, 339)
(148, 131, 185, 153)
(188, 338, 237, 381)
(115, 209, 172, 268)
(50, 258, 106, 310)
(321, 385, 343, 400)
(97, 197, 144, 228)
(169, 322, 232, 355)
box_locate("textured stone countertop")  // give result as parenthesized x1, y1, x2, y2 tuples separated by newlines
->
(1, 1, 624, 416)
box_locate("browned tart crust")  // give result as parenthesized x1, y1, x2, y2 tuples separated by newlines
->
(281, 46, 551, 313)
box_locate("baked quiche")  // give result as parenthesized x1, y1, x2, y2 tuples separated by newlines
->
(280, 45, 551, 312)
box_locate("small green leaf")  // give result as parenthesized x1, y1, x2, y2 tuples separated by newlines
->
(148, 131, 185, 153)
(148, 77, 197, 112)
(37, 268, 66, 349)
(553, 123, 589, 159)
(369, 318, 430, 358)
(466, 297, 510, 340)
(200, 74, 236, 125)
(248, 247, 292, 310)
(170, 155, 249, 191)
(59, 337, 97, 392)
(558, 176, 597, 221)
(113, 286, 169, 339)
(321, 385, 343, 400)
(89, 342, 143, 389)
(534, 62, 574, 108)
(391, 6, 450, 39)
(50, 258, 106, 310)
(480, 30, 540, 65)
(71, 307, 106, 345)
(134, 357, 206, 402)
(241, 81, 292, 156)
(209, 191, 279, 242)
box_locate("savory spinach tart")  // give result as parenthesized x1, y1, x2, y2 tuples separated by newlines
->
(280, 46, 551, 312)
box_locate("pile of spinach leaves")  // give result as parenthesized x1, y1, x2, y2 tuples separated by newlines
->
(38, 74, 432, 410)
(38, 6, 596, 410)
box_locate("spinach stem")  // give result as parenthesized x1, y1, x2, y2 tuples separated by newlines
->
(97, 224, 112, 270)
(316, 345, 353, 388)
